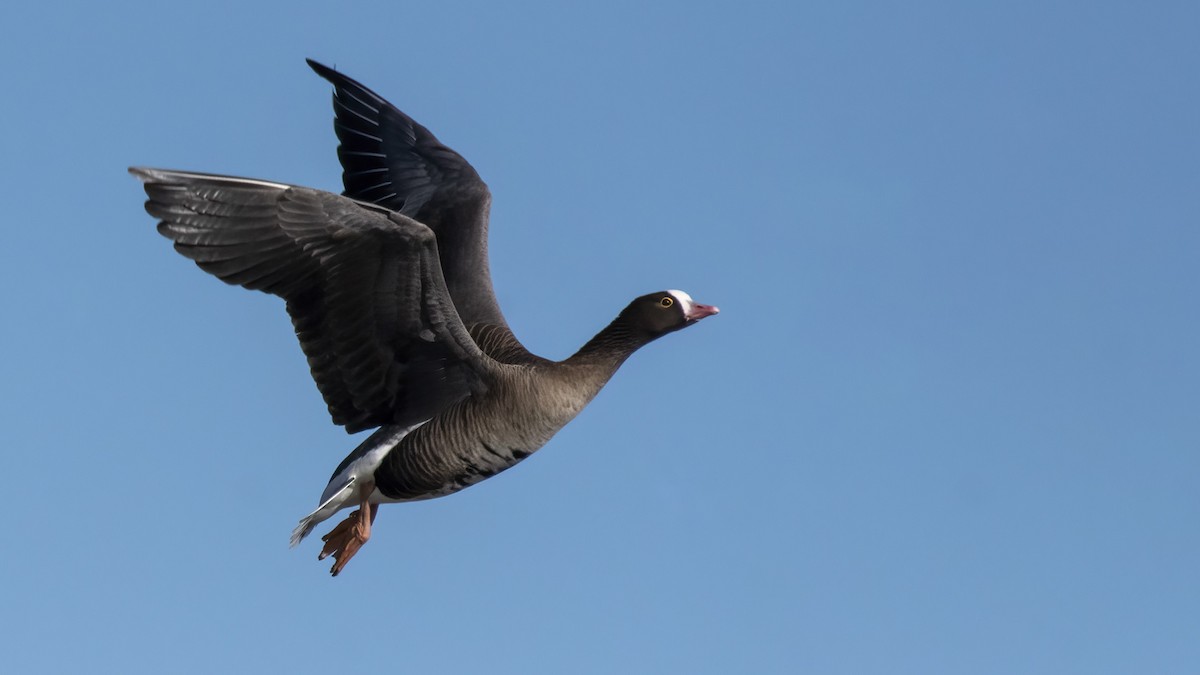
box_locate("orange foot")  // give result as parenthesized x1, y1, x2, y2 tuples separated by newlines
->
(318, 482, 379, 577)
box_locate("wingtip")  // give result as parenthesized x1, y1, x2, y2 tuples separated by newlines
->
(128, 166, 158, 183)
(305, 58, 374, 96)
(306, 58, 336, 79)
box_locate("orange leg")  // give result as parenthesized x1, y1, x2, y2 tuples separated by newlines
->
(318, 480, 379, 577)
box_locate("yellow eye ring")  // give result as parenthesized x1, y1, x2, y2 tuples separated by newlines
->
(660, 296, 674, 308)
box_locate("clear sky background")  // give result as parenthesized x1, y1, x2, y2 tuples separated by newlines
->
(2, 1, 1197, 673)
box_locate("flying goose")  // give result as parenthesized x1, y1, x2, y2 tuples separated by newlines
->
(132, 60, 718, 576)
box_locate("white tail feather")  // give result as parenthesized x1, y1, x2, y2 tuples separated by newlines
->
(288, 477, 356, 548)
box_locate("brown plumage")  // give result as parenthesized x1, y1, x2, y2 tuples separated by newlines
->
(132, 60, 717, 576)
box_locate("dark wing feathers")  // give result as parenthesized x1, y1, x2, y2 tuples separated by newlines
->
(134, 167, 492, 433)
(306, 59, 516, 335)
(146, 176, 319, 295)
(306, 58, 472, 219)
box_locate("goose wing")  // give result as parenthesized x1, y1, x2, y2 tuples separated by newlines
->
(306, 59, 509, 334)
(133, 166, 495, 433)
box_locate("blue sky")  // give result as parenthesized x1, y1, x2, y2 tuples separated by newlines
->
(2, 1, 1198, 672)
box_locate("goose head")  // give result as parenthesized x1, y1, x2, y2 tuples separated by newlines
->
(622, 289, 719, 339)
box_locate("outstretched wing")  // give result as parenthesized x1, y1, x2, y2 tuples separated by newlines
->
(306, 59, 510, 333)
(133, 167, 495, 433)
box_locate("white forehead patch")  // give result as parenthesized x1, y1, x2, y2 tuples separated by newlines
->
(666, 289, 694, 314)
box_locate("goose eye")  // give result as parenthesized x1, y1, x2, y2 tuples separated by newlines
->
(660, 296, 674, 308)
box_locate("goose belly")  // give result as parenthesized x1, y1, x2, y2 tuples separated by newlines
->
(372, 383, 589, 501)
(373, 436, 547, 501)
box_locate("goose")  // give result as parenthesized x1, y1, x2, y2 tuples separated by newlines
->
(131, 60, 718, 576)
